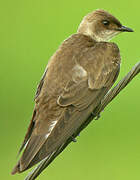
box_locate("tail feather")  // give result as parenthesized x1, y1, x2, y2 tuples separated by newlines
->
(25, 140, 72, 180)
(11, 161, 20, 175)
(25, 151, 56, 180)
(18, 110, 36, 155)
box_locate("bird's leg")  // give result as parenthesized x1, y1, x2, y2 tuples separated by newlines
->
(91, 104, 105, 120)
(95, 113, 101, 120)
(91, 112, 101, 120)
(78, 133, 80, 136)
(72, 136, 77, 142)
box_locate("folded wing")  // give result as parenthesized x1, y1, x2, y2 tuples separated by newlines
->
(12, 40, 120, 175)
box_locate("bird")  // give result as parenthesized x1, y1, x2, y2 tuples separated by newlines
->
(11, 9, 133, 177)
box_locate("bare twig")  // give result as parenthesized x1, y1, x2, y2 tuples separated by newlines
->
(25, 62, 140, 180)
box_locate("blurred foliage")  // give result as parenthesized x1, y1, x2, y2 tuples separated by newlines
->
(0, 0, 139, 180)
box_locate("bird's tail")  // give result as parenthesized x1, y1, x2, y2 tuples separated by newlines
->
(24, 142, 70, 180)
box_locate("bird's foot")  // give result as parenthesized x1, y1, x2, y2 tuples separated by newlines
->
(72, 136, 77, 142)
(91, 112, 101, 120)
(95, 113, 101, 120)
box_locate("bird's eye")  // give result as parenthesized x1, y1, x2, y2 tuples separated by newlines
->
(102, 20, 110, 26)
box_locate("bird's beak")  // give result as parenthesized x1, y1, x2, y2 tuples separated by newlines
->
(117, 25, 134, 32)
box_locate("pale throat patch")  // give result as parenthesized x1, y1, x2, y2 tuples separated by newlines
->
(86, 27, 120, 42)
(80, 21, 121, 42)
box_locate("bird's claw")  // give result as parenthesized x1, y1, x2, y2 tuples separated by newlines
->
(95, 113, 101, 120)
(72, 136, 77, 142)
(91, 112, 101, 120)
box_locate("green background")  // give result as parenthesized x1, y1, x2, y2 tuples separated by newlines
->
(1, 0, 140, 179)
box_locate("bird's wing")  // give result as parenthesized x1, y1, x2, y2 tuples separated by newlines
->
(35, 68, 47, 100)
(24, 60, 120, 179)
(58, 42, 120, 110)
(12, 41, 120, 175)
(57, 68, 119, 111)
(17, 68, 48, 155)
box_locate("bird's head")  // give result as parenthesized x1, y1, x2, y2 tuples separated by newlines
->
(77, 9, 133, 42)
